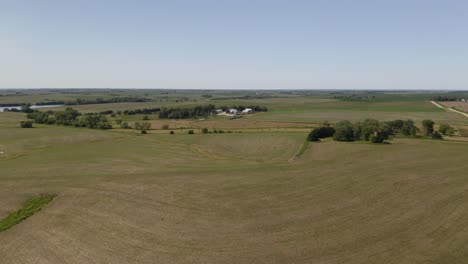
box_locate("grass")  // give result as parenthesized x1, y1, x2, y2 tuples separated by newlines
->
(1, 89, 468, 263)
(0, 194, 55, 232)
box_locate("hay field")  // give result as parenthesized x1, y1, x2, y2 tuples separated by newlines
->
(1, 92, 468, 263)
(440, 101, 468, 113)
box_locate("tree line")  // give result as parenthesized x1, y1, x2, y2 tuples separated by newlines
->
(308, 119, 449, 143)
(158, 105, 216, 119)
(25, 108, 112, 129)
(431, 96, 462, 101)
(63, 97, 151, 105)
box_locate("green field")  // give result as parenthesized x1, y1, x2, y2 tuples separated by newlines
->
(1, 89, 468, 263)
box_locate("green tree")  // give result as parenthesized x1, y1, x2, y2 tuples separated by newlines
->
(358, 119, 380, 141)
(333, 121, 355, 142)
(422, 119, 435, 136)
(438, 124, 455, 136)
(20, 104, 33, 113)
(307, 125, 335, 141)
(401, 120, 417, 136)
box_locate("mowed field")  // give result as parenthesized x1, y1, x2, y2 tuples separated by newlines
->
(1, 94, 468, 263)
(440, 101, 468, 113)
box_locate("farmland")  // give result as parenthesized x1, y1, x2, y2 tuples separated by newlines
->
(1, 89, 468, 263)
(440, 101, 468, 113)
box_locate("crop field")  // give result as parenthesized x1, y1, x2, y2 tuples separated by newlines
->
(1, 90, 468, 263)
(440, 101, 468, 113)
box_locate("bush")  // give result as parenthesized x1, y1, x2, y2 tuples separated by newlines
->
(438, 124, 455, 136)
(170, 130, 175, 134)
(97, 122, 112, 130)
(188, 130, 194, 134)
(432, 131, 443, 139)
(134, 121, 151, 131)
(119, 121, 129, 129)
(141, 130, 147, 134)
(20, 121, 33, 128)
(202, 128, 209, 134)
(142, 115, 149, 120)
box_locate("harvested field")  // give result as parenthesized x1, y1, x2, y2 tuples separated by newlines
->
(2, 90, 468, 263)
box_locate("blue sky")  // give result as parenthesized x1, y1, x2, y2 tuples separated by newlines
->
(1, 0, 467, 89)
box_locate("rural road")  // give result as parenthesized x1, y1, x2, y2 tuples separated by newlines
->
(430, 101, 468, 118)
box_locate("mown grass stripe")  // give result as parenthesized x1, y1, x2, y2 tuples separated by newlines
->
(0, 194, 55, 232)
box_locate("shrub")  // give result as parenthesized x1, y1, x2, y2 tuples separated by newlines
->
(134, 121, 151, 131)
(432, 131, 443, 139)
(119, 121, 129, 129)
(97, 122, 112, 130)
(141, 130, 147, 134)
(20, 121, 33, 128)
(170, 130, 175, 134)
(188, 130, 194, 134)
(142, 115, 149, 120)
(438, 124, 455, 135)
(202, 128, 209, 134)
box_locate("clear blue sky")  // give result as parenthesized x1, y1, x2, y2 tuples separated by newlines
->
(1, 0, 467, 89)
